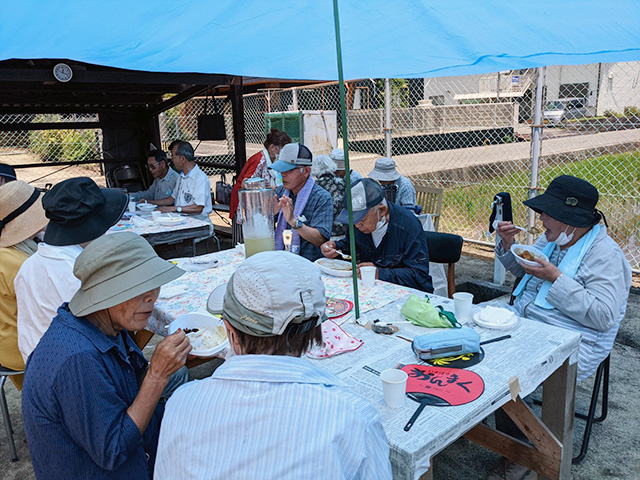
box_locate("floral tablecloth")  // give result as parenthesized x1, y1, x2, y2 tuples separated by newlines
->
(148, 249, 417, 334)
(110, 212, 210, 236)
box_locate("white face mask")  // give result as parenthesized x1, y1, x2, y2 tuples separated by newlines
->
(371, 207, 388, 247)
(554, 226, 576, 246)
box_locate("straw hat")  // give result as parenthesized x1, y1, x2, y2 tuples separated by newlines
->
(0, 181, 48, 248)
(69, 231, 184, 317)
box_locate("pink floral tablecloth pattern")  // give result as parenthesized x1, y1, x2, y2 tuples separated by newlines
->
(147, 249, 416, 335)
(110, 213, 210, 236)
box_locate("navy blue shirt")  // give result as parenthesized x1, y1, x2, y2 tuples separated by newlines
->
(22, 304, 162, 479)
(336, 202, 433, 292)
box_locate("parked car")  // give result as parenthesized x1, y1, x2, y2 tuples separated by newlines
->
(543, 98, 589, 124)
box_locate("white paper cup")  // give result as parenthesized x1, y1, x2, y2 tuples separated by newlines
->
(381, 368, 408, 408)
(282, 230, 292, 252)
(453, 292, 474, 321)
(361, 266, 376, 288)
(151, 211, 161, 220)
(128, 201, 136, 213)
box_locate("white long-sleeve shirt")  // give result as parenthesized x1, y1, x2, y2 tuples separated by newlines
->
(155, 354, 392, 480)
(14, 243, 82, 361)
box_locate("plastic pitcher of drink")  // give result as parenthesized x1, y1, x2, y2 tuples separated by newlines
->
(239, 178, 275, 257)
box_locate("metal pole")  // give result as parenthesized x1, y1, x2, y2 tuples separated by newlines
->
(528, 66, 546, 244)
(333, 0, 360, 319)
(384, 78, 392, 157)
(492, 196, 506, 286)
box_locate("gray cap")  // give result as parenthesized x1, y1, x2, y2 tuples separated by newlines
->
(368, 157, 401, 181)
(268, 143, 313, 173)
(222, 251, 326, 337)
(69, 231, 184, 317)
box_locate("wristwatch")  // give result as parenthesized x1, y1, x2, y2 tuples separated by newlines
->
(292, 218, 304, 229)
(176, 206, 183, 213)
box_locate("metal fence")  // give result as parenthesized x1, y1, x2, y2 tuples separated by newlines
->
(233, 63, 640, 271)
(2, 61, 639, 270)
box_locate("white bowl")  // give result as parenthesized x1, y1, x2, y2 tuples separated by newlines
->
(156, 215, 186, 226)
(167, 312, 228, 357)
(136, 203, 157, 212)
(314, 258, 353, 277)
(510, 244, 548, 267)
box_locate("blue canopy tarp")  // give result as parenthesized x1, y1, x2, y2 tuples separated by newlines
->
(1, 0, 639, 80)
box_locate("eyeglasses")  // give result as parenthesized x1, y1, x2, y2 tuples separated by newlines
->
(146, 162, 162, 171)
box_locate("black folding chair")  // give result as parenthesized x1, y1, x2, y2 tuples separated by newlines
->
(423, 231, 463, 298)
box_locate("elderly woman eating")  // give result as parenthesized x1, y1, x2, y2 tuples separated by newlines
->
(22, 231, 191, 479)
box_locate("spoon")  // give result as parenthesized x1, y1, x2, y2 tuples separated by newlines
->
(335, 250, 351, 260)
(514, 225, 540, 235)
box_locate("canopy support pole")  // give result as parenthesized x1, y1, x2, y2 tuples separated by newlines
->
(333, 0, 360, 319)
(528, 67, 545, 244)
(385, 78, 392, 157)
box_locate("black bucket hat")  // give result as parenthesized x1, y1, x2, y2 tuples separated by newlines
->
(523, 175, 601, 228)
(43, 177, 128, 246)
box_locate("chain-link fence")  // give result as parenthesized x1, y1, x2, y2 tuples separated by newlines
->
(0, 113, 105, 188)
(2, 62, 638, 270)
(234, 63, 639, 270)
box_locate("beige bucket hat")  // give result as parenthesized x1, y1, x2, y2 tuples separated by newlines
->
(69, 231, 184, 317)
(0, 181, 48, 248)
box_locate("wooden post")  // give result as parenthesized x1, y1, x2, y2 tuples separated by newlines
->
(230, 77, 246, 177)
(541, 358, 577, 480)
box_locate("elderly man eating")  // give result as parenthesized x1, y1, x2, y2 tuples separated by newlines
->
(130, 150, 179, 202)
(155, 251, 392, 479)
(321, 178, 432, 292)
(22, 232, 190, 479)
(270, 143, 333, 261)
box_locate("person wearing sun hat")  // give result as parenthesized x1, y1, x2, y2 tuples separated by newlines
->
(15, 177, 128, 361)
(368, 157, 416, 208)
(488, 175, 632, 480)
(330, 147, 362, 183)
(155, 251, 392, 480)
(0, 162, 17, 185)
(22, 231, 190, 479)
(0, 181, 48, 389)
(321, 177, 433, 291)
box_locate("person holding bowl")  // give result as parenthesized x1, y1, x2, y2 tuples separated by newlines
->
(22, 231, 191, 479)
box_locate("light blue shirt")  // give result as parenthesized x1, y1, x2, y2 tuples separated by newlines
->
(395, 175, 416, 208)
(155, 355, 392, 480)
(130, 167, 179, 202)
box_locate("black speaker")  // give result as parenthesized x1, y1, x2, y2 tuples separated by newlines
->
(197, 114, 226, 140)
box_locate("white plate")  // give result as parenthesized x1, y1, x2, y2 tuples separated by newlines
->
(136, 203, 157, 212)
(510, 244, 548, 267)
(314, 258, 353, 277)
(206, 283, 227, 315)
(473, 310, 518, 330)
(156, 215, 187, 226)
(167, 312, 228, 357)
